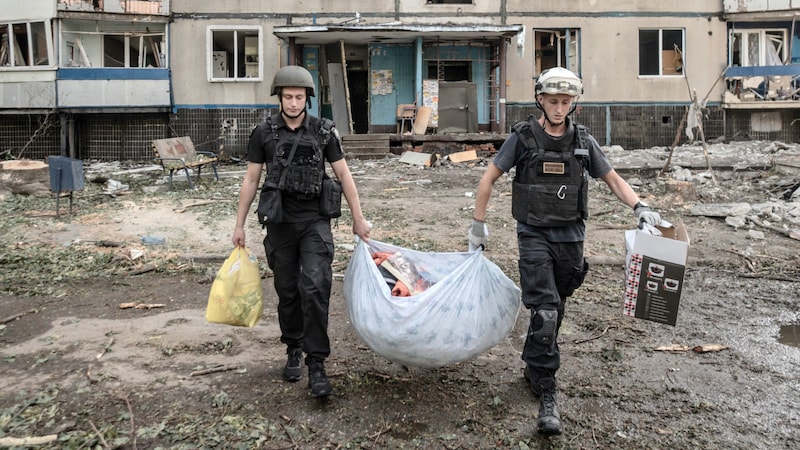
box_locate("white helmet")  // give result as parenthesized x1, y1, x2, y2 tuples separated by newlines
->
(535, 67, 583, 97)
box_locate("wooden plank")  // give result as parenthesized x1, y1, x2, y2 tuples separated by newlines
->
(413, 106, 432, 135)
(448, 149, 478, 163)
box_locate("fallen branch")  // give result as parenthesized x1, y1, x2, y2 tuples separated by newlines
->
(119, 303, 166, 310)
(96, 337, 115, 360)
(128, 263, 158, 275)
(1, 308, 38, 325)
(573, 326, 611, 345)
(174, 200, 224, 213)
(189, 365, 238, 377)
(118, 391, 138, 450)
(0, 435, 58, 446)
(88, 420, 110, 449)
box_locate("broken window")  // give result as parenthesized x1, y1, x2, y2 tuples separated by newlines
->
(0, 21, 53, 67)
(103, 33, 165, 67)
(61, 25, 165, 68)
(533, 28, 580, 76)
(639, 28, 684, 76)
(209, 27, 261, 81)
(730, 29, 786, 67)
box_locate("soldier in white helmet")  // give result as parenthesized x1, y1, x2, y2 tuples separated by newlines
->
(233, 65, 371, 398)
(468, 67, 660, 435)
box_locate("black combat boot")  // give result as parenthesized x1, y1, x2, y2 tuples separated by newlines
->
(282, 347, 303, 382)
(308, 359, 332, 398)
(523, 368, 562, 435)
(536, 378, 562, 435)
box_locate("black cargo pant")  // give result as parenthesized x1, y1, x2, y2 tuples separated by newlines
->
(517, 225, 588, 383)
(264, 219, 335, 363)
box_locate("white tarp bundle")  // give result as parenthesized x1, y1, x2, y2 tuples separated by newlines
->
(344, 239, 521, 368)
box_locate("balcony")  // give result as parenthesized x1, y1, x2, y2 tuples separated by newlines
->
(57, 0, 168, 15)
(723, 65, 800, 109)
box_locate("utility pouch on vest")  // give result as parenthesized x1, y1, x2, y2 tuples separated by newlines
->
(320, 176, 343, 219)
(257, 188, 283, 225)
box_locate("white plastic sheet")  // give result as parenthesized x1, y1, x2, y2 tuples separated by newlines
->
(344, 239, 521, 368)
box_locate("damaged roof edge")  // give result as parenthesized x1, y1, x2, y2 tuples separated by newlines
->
(273, 23, 524, 44)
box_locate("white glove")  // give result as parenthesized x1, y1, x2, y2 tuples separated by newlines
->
(634, 202, 661, 227)
(468, 219, 488, 251)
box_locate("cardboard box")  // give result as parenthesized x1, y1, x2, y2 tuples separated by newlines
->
(623, 221, 690, 326)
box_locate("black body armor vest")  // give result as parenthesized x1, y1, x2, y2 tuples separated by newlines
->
(510, 118, 590, 227)
(261, 114, 334, 196)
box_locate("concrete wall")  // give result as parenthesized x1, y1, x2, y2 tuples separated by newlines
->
(170, 0, 729, 108)
(4, 0, 55, 21)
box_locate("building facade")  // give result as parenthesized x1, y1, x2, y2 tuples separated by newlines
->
(2, 0, 799, 161)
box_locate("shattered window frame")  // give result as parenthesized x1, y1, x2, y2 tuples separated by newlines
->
(638, 28, 685, 77)
(101, 33, 166, 68)
(730, 28, 787, 67)
(207, 26, 262, 82)
(61, 24, 166, 68)
(0, 20, 54, 68)
(533, 28, 580, 77)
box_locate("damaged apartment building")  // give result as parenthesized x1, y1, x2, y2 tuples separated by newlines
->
(2, 0, 800, 162)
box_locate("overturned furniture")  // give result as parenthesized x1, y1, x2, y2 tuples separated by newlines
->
(152, 136, 219, 190)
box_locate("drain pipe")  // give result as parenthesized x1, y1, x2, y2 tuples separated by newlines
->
(499, 38, 507, 133)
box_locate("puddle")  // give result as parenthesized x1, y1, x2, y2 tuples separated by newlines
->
(777, 322, 800, 348)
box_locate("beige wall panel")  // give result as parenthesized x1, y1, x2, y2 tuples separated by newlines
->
(505, 15, 727, 104)
(5, 0, 55, 21)
(170, 19, 285, 106)
(506, 0, 721, 14)
(400, 0, 503, 14)
(171, 0, 394, 14)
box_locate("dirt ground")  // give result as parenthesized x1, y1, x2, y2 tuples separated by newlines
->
(1, 143, 799, 449)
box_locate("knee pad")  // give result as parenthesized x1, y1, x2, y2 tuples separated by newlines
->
(530, 309, 558, 345)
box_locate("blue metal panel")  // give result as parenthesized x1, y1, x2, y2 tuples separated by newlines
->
(725, 65, 800, 77)
(58, 68, 169, 80)
(369, 44, 415, 126)
(422, 44, 492, 125)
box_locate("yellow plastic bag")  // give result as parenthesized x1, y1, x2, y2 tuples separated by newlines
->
(206, 246, 264, 327)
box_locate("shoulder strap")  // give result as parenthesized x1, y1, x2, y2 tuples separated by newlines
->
(511, 117, 538, 151)
(574, 123, 590, 150)
(276, 128, 304, 189)
(317, 117, 335, 146)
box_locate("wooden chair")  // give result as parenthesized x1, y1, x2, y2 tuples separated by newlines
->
(396, 104, 417, 134)
(152, 136, 219, 190)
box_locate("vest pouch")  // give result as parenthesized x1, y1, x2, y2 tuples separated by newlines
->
(257, 188, 283, 225)
(320, 177, 343, 219)
(284, 165, 323, 195)
(512, 180, 583, 227)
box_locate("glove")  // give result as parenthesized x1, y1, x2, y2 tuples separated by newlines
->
(468, 219, 488, 251)
(634, 202, 661, 227)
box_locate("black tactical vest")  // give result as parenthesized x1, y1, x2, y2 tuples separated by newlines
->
(262, 114, 334, 196)
(510, 118, 590, 227)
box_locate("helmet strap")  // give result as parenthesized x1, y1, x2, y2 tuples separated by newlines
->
(281, 107, 306, 120)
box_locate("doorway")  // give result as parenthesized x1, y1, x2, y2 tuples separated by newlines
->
(347, 69, 369, 134)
